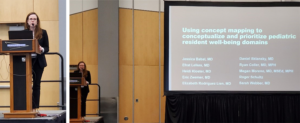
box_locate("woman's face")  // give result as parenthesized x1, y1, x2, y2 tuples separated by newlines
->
(27, 14, 38, 27)
(79, 63, 85, 70)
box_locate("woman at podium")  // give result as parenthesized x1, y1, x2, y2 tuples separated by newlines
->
(74, 61, 91, 119)
(25, 12, 49, 112)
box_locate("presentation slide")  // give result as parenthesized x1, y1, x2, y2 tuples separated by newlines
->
(167, 5, 300, 91)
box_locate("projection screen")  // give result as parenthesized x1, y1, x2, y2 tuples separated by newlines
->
(164, 2, 300, 94)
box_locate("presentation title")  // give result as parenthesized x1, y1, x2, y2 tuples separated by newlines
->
(181, 28, 297, 46)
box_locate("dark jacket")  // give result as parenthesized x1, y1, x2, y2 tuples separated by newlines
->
(25, 29, 49, 68)
(73, 70, 91, 93)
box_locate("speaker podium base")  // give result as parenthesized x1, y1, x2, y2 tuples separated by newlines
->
(3, 112, 38, 118)
(70, 119, 84, 123)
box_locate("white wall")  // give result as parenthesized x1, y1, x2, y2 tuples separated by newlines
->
(70, 0, 98, 15)
(119, 0, 300, 12)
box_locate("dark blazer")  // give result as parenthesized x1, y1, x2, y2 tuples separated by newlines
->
(73, 70, 91, 93)
(25, 29, 49, 68)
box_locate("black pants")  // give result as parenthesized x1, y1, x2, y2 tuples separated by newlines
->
(32, 58, 44, 109)
(81, 90, 88, 117)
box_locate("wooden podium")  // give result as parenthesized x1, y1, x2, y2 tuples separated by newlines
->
(0, 39, 40, 118)
(70, 73, 86, 123)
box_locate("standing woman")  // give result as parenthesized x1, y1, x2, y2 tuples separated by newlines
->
(25, 12, 49, 112)
(74, 61, 91, 119)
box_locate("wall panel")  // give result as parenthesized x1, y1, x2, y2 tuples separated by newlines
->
(0, 0, 33, 22)
(134, 66, 159, 123)
(160, 13, 164, 66)
(79, 64, 99, 116)
(119, 65, 133, 123)
(70, 13, 83, 65)
(119, 9, 133, 66)
(83, 9, 98, 65)
(160, 66, 165, 123)
(119, 8, 134, 123)
(0, 89, 9, 111)
(34, 0, 59, 21)
(0, 23, 9, 84)
(134, 10, 159, 66)
(39, 20, 60, 110)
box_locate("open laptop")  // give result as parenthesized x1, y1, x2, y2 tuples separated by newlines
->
(70, 73, 82, 78)
(8, 31, 33, 40)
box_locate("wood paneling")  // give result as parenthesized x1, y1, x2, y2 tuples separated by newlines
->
(119, 9, 165, 123)
(160, 66, 165, 123)
(0, 25, 9, 40)
(119, 65, 133, 123)
(160, 13, 165, 122)
(82, 10, 98, 115)
(40, 54, 60, 110)
(86, 101, 98, 117)
(41, 21, 59, 52)
(86, 64, 98, 99)
(134, 66, 159, 123)
(83, 9, 98, 65)
(33, 0, 59, 21)
(0, 55, 10, 81)
(0, 25, 10, 110)
(0, 89, 9, 111)
(160, 13, 164, 66)
(119, 8, 134, 123)
(0, 0, 33, 22)
(119, 8, 133, 66)
(39, 83, 60, 110)
(70, 13, 83, 65)
(84, 64, 99, 114)
(39, 21, 60, 110)
(134, 10, 159, 66)
(40, 21, 60, 81)
(0, 26, 9, 86)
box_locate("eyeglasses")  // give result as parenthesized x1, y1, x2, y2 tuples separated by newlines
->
(29, 18, 37, 21)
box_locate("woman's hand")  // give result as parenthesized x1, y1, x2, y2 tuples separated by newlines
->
(39, 45, 44, 52)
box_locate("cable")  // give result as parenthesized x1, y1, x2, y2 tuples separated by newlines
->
(0, 53, 41, 112)
(0, 55, 9, 80)
(3, 56, 39, 77)
(4, 55, 39, 111)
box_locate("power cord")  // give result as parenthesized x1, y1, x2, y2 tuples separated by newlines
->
(0, 54, 41, 114)
(0, 55, 9, 80)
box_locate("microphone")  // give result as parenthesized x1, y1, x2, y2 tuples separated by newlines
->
(32, 23, 34, 27)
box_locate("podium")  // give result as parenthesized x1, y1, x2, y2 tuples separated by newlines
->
(0, 39, 41, 118)
(70, 73, 86, 123)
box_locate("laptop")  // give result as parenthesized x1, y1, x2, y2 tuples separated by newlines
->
(8, 31, 33, 40)
(70, 73, 82, 77)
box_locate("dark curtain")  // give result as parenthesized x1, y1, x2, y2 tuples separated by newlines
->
(165, 94, 300, 123)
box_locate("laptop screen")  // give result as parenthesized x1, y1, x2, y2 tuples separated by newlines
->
(8, 31, 33, 40)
